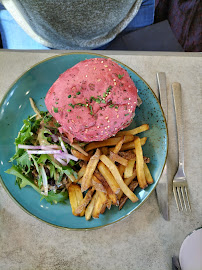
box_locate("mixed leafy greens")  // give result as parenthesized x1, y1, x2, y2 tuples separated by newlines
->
(5, 101, 80, 205)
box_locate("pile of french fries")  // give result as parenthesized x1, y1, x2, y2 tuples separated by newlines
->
(68, 124, 154, 220)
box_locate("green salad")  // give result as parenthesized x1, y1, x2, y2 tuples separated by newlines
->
(5, 99, 82, 204)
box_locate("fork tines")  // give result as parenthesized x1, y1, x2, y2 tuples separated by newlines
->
(173, 184, 191, 211)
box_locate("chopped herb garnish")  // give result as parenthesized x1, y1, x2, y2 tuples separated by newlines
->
(53, 107, 58, 113)
(103, 93, 107, 98)
(90, 96, 96, 101)
(68, 103, 75, 109)
(115, 106, 118, 109)
(76, 91, 81, 95)
(96, 99, 101, 104)
(68, 95, 71, 98)
(125, 113, 129, 116)
(89, 105, 93, 115)
(118, 74, 124, 79)
(67, 109, 71, 112)
(109, 104, 114, 108)
(101, 100, 106, 104)
(55, 102, 58, 104)
(106, 85, 112, 93)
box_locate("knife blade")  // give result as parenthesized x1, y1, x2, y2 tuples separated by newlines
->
(155, 72, 169, 220)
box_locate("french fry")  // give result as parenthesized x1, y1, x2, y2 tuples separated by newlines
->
(106, 197, 112, 209)
(100, 204, 107, 214)
(109, 152, 128, 166)
(108, 193, 119, 205)
(92, 193, 103, 219)
(71, 149, 90, 161)
(100, 155, 139, 203)
(68, 184, 78, 215)
(134, 137, 147, 189)
(81, 148, 101, 192)
(77, 177, 82, 185)
(97, 190, 107, 205)
(97, 161, 120, 194)
(94, 171, 113, 194)
(85, 135, 134, 152)
(88, 150, 95, 156)
(119, 150, 136, 160)
(144, 163, 154, 184)
(94, 171, 118, 205)
(118, 164, 125, 178)
(74, 185, 85, 216)
(117, 170, 137, 200)
(74, 187, 95, 216)
(85, 192, 98, 221)
(92, 190, 107, 218)
(92, 175, 107, 193)
(124, 160, 136, 178)
(68, 183, 84, 216)
(94, 171, 108, 188)
(119, 181, 139, 210)
(71, 142, 88, 156)
(113, 136, 124, 154)
(77, 166, 86, 180)
(114, 137, 147, 151)
(116, 124, 149, 136)
(100, 147, 109, 156)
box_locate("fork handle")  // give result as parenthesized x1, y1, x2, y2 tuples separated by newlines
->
(172, 83, 184, 169)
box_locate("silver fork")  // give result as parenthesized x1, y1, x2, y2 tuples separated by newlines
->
(172, 82, 191, 211)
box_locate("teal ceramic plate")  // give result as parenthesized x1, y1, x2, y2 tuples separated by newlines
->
(0, 53, 167, 230)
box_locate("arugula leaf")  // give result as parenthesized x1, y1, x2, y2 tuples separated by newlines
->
(58, 172, 63, 183)
(30, 154, 39, 173)
(5, 165, 68, 204)
(62, 165, 78, 179)
(10, 116, 41, 162)
(5, 165, 41, 193)
(37, 154, 77, 180)
(43, 113, 53, 124)
(15, 119, 33, 145)
(15, 177, 22, 189)
(49, 163, 56, 179)
(41, 190, 68, 204)
(30, 118, 41, 133)
(38, 175, 43, 188)
(68, 160, 75, 166)
(37, 154, 50, 164)
(16, 151, 32, 173)
(37, 154, 61, 170)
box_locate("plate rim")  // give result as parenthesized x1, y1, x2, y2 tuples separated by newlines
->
(0, 52, 168, 230)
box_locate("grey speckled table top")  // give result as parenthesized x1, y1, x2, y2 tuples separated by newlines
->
(0, 51, 201, 270)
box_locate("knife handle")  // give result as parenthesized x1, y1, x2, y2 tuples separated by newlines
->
(172, 82, 184, 169)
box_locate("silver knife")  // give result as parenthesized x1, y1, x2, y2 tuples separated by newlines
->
(155, 72, 169, 220)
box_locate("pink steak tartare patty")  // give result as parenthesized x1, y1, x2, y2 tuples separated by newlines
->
(45, 58, 138, 142)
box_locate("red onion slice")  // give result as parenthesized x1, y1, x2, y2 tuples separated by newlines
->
(27, 150, 62, 155)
